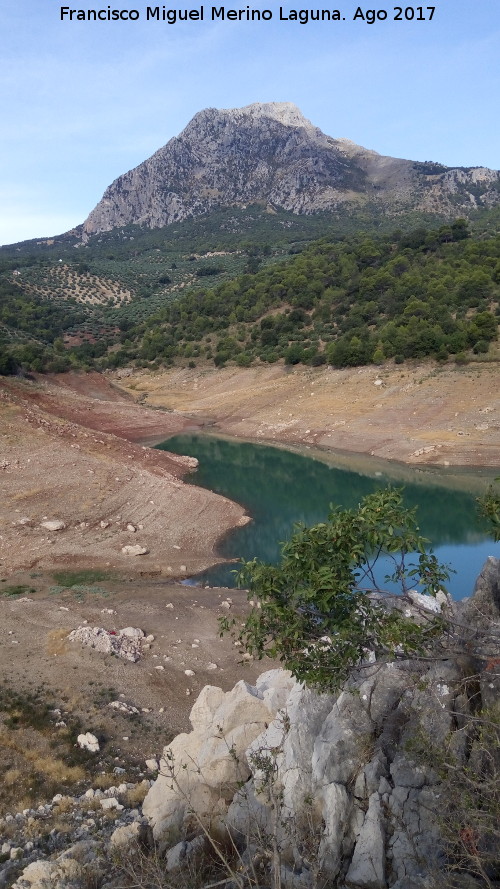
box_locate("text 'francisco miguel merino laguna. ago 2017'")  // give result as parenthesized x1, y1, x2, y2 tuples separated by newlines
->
(60, 6, 437, 22)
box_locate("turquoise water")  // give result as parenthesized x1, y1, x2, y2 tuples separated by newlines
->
(157, 434, 499, 599)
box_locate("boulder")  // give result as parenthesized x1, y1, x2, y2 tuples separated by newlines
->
(11, 859, 84, 889)
(143, 674, 291, 844)
(77, 732, 99, 753)
(110, 822, 142, 849)
(100, 797, 124, 811)
(121, 544, 149, 556)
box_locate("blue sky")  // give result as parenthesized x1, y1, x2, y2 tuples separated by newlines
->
(1, 0, 499, 245)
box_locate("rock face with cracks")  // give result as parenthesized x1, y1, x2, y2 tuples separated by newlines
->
(142, 670, 296, 843)
(82, 102, 500, 237)
(143, 558, 500, 889)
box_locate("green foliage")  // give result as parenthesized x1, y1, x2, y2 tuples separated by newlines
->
(478, 478, 500, 542)
(1, 584, 36, 597)
(130, 218, 499, 369)
(51, 569, 111, 587)
(224, 489, 448, 692)
(196, 265, 224, 277)
(1, 208, 499, 372)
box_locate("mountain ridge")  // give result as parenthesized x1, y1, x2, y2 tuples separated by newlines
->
(82, 102, 500, 237)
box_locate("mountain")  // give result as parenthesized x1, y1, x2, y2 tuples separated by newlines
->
(83, 102, 500, 237)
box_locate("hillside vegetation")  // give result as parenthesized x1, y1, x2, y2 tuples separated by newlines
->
(0, 209, 499, 374)
(110, 218, 500, 370)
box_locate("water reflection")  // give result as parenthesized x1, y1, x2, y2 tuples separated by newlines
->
(157, 435, 498, 598)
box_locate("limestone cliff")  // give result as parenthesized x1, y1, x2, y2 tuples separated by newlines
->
(82, 102, 500, 236)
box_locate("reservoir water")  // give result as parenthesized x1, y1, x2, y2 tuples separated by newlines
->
(157, 434, 499, 599)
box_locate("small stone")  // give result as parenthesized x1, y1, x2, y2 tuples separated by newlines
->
(122, 545, 149, 556)
(40, 520, 65, 531)
(100, 797, 124, 811)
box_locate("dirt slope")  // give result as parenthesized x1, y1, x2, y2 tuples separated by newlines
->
(0, 374, 247, 578)
(116, 361, 500, 468)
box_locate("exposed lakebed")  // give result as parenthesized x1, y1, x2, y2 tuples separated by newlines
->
(157, 434, 499, 599)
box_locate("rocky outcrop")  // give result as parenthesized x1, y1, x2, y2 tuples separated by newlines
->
(5, 560, 499, 889)
(141, 559, 500, 889)
(68, 625, 153, 662)
(82, 102, 500, 237)
(142, 670, 296, 844)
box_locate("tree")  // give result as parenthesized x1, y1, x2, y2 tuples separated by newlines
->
(223, 489, 449, 692)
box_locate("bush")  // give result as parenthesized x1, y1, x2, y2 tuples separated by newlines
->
(223, 488, 448, 692)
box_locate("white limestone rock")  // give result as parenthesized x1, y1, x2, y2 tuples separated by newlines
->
(100, 797, 124, 812)
(11, 857, 84, 888)
(345, 792, 386, 888)
(110, 821, 142, 849)
(77, 732, 99, 753)
(142, 676, 286, 843)
(189, 685, 225, 732)
(40, 520, 65, 532)
(407, 590, 442, 613)
(68, 625, 145, 662)
(121, 544, 149, 556)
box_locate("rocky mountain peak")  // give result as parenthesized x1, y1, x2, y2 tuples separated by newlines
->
(82, 103, 500, 237)
(186, 101, 316, 132)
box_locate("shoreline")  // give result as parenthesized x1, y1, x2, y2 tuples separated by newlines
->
(159, 425, 499, 495)
(113, 359, 500, 474)
(1, 364, 498, 580)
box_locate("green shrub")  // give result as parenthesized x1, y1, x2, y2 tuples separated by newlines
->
(223, 488, 448, 692)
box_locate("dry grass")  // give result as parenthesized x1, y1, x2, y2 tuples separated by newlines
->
(0, 684, 92, 814)
(93, 772, 124, 790)
(46, 627, 71, 656)
(123, 781, 150, 808)
(0, 728, 85, 784)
